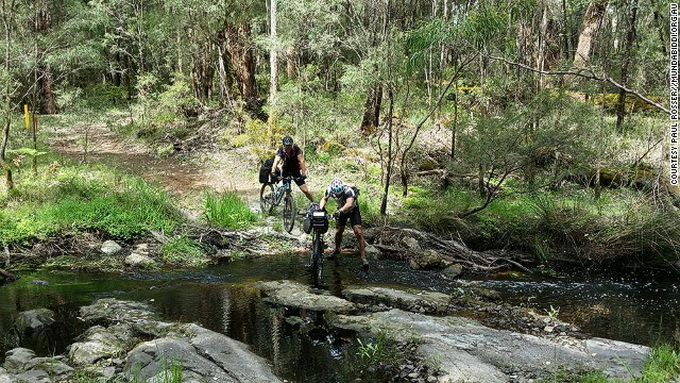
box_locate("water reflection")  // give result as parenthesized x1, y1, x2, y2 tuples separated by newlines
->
(1, 257, 680, 381)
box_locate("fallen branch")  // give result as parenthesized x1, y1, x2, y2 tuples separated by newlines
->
(0, 268, 18, 283)
(372, 226, 531, 272)
(487, 54, 668, 114)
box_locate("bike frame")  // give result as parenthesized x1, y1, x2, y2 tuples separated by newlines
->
(272, 177, 292, 207)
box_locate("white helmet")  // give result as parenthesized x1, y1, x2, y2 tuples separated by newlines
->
(330, 178, 344, 196)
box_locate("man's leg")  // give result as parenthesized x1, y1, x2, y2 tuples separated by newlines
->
(299, 183, 314, 202)
(352, 225, 367, 263)
(334, 226, 345, 254)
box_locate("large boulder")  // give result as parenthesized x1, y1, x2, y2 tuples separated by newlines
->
(3, 348, 36, 372)
(124, 324, 282, 383)
(13, 309, 55, 336)
(2, 349, 73, 382)
(69, 324, 135, 365)
(408, 249, 447, 270)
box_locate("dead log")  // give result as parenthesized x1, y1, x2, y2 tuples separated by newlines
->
(371, 226, 531, 272)
(0, 268, 18, 283)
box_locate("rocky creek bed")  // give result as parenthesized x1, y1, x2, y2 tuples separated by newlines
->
(1, 280, 649, 383)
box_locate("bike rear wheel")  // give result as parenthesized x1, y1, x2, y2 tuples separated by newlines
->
(282, 194, 295, 233)
(260, 184, 275, 214)
(311, 234, 324, 286)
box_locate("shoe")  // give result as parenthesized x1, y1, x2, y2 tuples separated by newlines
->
(361, 259, 369, 271)
(327, 249, 341, 260)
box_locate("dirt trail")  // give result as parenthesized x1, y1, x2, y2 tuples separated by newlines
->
(50, 122, 262, 204)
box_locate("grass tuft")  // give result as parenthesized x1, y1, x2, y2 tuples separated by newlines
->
(203, 191, 258, 229)
(161, 236, 209, 267)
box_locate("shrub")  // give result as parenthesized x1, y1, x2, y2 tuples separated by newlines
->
(162, 236, 208, 267)
(203, 191, 258, 229)
(0, 165, 182, 245)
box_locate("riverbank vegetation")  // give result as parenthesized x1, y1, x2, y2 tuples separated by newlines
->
(0, 165, 182, 246)
(0, 0, 672, 271)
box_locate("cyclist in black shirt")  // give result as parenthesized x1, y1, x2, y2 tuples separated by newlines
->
(270, 136, 314, 202)
(319, 178, 368, 271)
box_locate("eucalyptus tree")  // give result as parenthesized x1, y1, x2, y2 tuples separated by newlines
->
(0, 0, 17, 190)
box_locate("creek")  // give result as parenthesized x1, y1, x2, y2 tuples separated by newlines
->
(1, 255, 678, 382)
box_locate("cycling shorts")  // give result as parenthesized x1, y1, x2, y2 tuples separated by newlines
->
(337, 206, 362, 227)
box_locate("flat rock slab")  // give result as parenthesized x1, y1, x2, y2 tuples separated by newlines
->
(256, 280, 357, 313)
(331, 309, 649, 382)
(342, 286, 452, 313)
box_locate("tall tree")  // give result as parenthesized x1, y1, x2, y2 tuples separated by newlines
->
(270, 0, 278, 105)
(574, 0, 609, 68)
(0, 0, 16, 191)
(615, 0, 638, 131)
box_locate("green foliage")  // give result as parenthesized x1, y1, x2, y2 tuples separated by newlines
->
(203, 191, 258, 229)
(542, 344, 680, 382)
(638, 344, 680, 382)
(0, 165, 182, 245)
(356, 331, 399, 365)
(398, 187, 472, 234)
(162, 236, 208, 267)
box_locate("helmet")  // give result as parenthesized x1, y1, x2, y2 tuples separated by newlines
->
(282, 136, 294, 146)
(330, 178, 344, 196)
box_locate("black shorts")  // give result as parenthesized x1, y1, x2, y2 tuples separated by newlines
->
(278, 170, 306, 186)
(337, 206, 362, 227)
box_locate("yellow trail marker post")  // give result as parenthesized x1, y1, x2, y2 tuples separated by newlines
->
(24, 105, 30, 131)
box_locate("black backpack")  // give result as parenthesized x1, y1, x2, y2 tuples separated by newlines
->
(259, 157, 274, 184)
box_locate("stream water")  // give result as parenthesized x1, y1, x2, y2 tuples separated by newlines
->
(1, 255, 679, 382)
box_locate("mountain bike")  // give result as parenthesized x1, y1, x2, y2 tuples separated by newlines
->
(260, 175, 299, 233)
(301, 210, 334, 287)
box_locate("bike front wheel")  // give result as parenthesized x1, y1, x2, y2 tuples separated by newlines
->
(260, 183, 275, 214)
(311, 234, 324, 287)
(282, 194, 295, 233)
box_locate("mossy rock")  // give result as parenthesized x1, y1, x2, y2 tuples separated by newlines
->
(418, 156, 439, 171)
(319, 140, 345, 155)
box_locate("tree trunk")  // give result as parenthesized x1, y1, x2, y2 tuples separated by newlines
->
(380, 89, 394, 216)
(2, 0, 14, 192)
(269, 0, 278, 105)
(190, 40, 215, 101)
(574, 0, 609, 68)
(217, 45, 234, 107)
(35, 2, 57, 114)
(360, 84, 382, 135)
(615, 0, 638, 131)
(225, 23, 266, 120)
(451, 84, 458, 159)
(39, 65, 58, 114)
(1, 121, 13, 191)
(286, 46, 296, 79)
